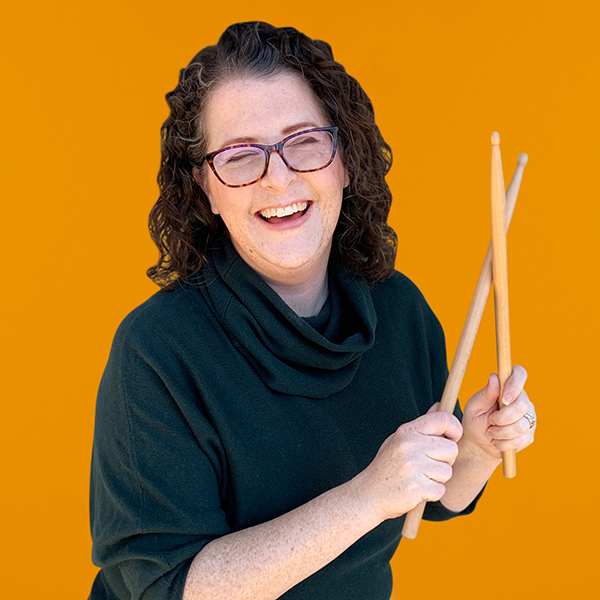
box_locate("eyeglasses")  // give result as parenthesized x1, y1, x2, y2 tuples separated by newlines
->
(203, 126, 338, 188)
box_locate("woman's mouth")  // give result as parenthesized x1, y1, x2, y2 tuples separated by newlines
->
(257, 201, 311, 223)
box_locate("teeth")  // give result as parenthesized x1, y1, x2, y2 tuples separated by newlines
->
(259, 201, 308, 219)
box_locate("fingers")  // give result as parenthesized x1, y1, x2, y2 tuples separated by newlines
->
(500, 364, 528, 406)
(422, 436, 460, 465)
(426, 402, 441, 415)
(486, 379, 536, 452)
(479, 372, 501, 407)
(362, 419, 459, 518)
(487, 413, 533, 440)
(411, 476, 448, 505)
(489, 389, 534, 427)
(422, 458, 454, 484)
(489, 428, 534, 453)
(414, 411, 463, 443)
(462, 373, 502, 423)
(364, 405, 476, 518)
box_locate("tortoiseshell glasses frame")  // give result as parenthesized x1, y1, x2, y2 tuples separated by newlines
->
(201, 126, 339, 188)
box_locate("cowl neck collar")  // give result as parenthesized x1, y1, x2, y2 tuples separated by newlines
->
(194, 239, 377, 399)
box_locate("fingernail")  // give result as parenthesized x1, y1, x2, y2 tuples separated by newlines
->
(503, 393, 514, 405)
(486, 430, 493, 439)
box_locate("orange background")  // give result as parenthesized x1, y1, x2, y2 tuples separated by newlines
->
(2, 1, 599, 598)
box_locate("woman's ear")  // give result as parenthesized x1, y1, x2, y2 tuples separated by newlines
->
(192, 166, 204, 189)
(193, 166, 220, 215)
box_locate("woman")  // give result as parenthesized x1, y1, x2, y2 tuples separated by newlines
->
(89, 21, 536, 600)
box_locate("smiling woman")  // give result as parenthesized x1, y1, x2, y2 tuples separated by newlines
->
(89, 20, 537, 600)
(196, 74, 349, 315)
(146, 22, 397, 296)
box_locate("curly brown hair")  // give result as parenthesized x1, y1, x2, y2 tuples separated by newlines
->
(147, 21, 397, 290)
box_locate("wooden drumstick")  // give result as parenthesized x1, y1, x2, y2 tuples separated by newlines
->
(401, 150, 528, 539)
(491, 132, 516, 478)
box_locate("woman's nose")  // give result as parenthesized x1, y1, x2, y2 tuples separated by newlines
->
(260, 150, 296, 190)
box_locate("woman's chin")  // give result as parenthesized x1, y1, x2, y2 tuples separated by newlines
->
(239, 241, 331, 283)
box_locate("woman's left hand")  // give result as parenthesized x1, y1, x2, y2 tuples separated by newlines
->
(461, 365, 536, 461)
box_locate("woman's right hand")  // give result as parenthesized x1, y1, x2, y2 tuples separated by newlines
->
(355, 405, 463, 522)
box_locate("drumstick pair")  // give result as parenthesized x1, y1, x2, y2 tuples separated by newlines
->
(402, 134, 528, 539)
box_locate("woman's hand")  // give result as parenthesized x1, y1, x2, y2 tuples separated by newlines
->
(355, 408, 463, 521)
(461, 365, 536, 461)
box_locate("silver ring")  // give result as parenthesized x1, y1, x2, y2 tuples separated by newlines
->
(524, 411, 536, 429)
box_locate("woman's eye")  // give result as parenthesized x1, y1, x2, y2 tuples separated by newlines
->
(290, 136, 319, 147)
(224, 151, 260, 164)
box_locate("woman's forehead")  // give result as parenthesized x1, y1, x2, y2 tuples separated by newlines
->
(203, 72, 328, 150)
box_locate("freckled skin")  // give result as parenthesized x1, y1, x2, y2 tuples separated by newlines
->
(199, 73, 349, 289)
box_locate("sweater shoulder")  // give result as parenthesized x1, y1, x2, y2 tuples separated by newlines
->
(372, 270, 435, 315)
(371, 270, 446, 343)
(111, 282, 213, 353)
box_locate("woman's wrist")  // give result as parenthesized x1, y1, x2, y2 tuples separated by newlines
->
(345, 468, 390, 528)
(439, 438, 500, 513)
(458, 436, 502, 468)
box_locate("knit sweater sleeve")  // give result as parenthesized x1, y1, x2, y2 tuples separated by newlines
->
(90, 301, 231, 600)
(383, 272, 485, 522)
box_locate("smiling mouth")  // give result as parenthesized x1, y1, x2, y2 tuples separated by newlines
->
(258, 201, 310, 223)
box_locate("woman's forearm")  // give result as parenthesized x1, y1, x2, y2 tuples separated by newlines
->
(183, 409, 466, 599)
(440, 438, 501, 513)
(183, 472, 383, 600)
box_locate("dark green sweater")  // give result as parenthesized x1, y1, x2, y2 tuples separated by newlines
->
(90, 240, 481, 599)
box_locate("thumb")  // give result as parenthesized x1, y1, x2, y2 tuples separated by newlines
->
(466, 373, 501, 415)
(426, 402, 441, 415)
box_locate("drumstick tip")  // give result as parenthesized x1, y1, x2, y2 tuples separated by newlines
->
(517, 153, 529, 166)
(491, 131, 501, 145)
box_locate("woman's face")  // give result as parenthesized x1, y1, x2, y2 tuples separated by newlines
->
(198, 72, 349, 285)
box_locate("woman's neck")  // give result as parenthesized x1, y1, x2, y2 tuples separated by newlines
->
(264, 268, 329, 317)
(229, 238, 332, 317)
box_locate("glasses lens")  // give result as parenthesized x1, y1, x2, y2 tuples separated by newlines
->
(283, 130, 335, 171)
(213, 146, 266, 186)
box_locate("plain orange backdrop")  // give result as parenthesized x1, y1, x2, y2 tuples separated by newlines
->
(2, 1, 599, 598)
